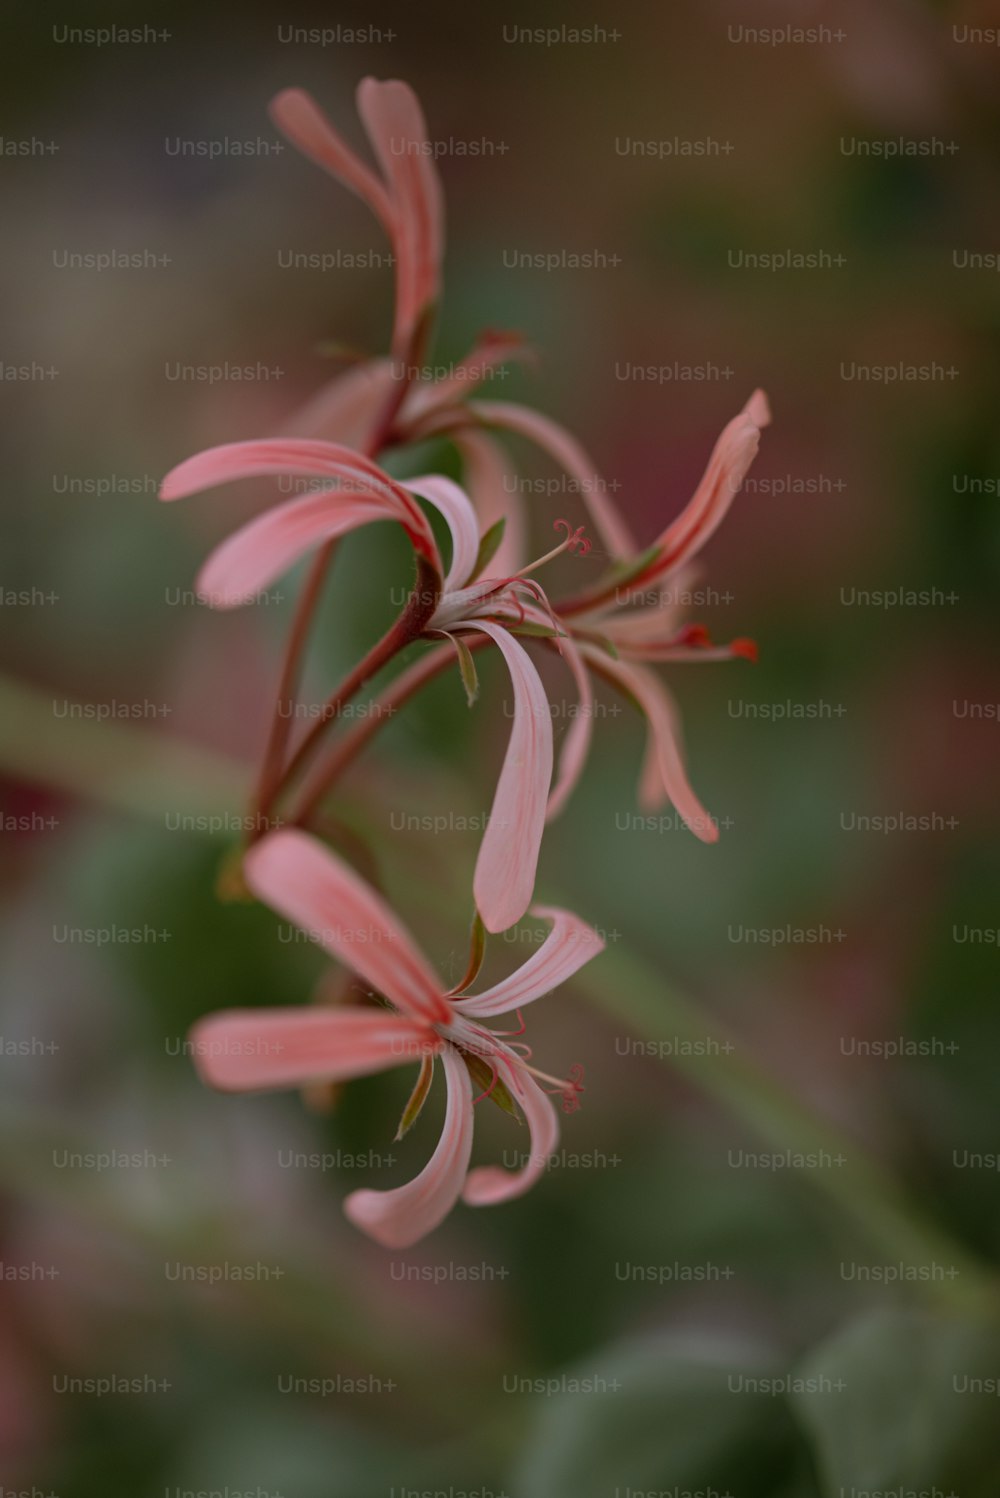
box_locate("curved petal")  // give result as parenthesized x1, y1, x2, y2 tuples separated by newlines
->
(281, 358, 395, 448)
(644, 389, 771, 581)
(462, 1061, 557, 1207)
(189, 1007, 435, 1092)
(462, 622, 553, 934)
(545, 628, 594, 820)
(586, 649, 719, 844)
(269, 87, 394, 234)
(160, 438, 439, 565)
(403, 474, 481, 592)
(344, 1046, 473, 1247)
(357, 77, 443, 351)
(404, 332, 531, 424)
(469, 400, 636, 560)
(453, 429, 527, 576)
(454, 906, 604, 1018)
(196, 492, 392, 608)
(495, 596, 593, 821)
(245, 830, 451, 1023)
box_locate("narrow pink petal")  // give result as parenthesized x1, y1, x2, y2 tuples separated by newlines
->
(160, 439, 438, 565)
(489, 596, 592, 820)
(268, 88, 394, 234)
(590, 563, 699, 644)
(356, 78, 443, 350)
(469, 400, 636, 560)
(190, 1007, 435, 1092)
(403, 474, 481, 592)
(245, 830, 451, 1023)
(454, 906, 604, 1018)
(545, 628, 595, 820)
(196, 492, 392, 608)
(453, 430, 527, 576)
(587, 650, 719, 844)
(281, 358, 395, 448)
(463, 621, 553, 934)
(403, 332, 531, 423)
(743, 387, 772, 430)
(462, 1062, 557, 1207)
(643, 389, 771, 581)
(344, 1047, 473, 1247)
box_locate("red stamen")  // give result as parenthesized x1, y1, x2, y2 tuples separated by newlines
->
(730, 636, 758, 662)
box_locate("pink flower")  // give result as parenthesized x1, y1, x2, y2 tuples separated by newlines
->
(159, 438, 440, 605)
(271, 79, 443, 358)
(191, 829, 603, 1248)
(542, 390, 772, 842)
(159, 447, 559, 932)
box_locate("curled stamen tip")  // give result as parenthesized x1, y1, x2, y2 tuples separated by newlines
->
(730, 637, 759, 663)
(677, 624, 712, 649)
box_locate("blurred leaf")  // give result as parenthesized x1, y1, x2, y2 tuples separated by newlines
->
(514, 1333, 802, 1497)
(791, 1307, 1000, 1496)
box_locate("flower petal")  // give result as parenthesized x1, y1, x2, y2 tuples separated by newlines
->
(245, 830, 451, 1023)
(344, 1046, 473, 1247)
(469, 400, 636, 560)
(281, 358, 396, 448)
(189, 1007, 435, 1092)
(453, 429, 526, 576)
(160, 438, 439, 567)
(196, 491, 393, 608)
(454, 906, 604, 1018)
(404, 331, 531, 425)
(586, 650, 719, 844)
(462, 1062, 557, 1207)
(462, 622, 553, 933)
(356, 77, 443, 351)
(269, 87, 394, 234)
(545, 627, 595, 820)
(644, 389, 771, 580)
(403, 474, 481, 593)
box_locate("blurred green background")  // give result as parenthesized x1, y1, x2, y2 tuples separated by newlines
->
(2, 0, 1000, 1493)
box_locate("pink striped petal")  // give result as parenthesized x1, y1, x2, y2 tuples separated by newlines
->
(245, 830, 451, 1023)
(282, 358, 395, 448)
(463, 621, 553, 934)
(269, 88, 394, 234)
(357, 78, 443, 351)
(453, 430, 526, 576)
(160, 439, 439, 566)
(454, 906, 604, 1018)
(644, 389, 771, 582)
(189, 1007, 434, 1092)
(496, 597, 592, 820)
(344, 1046, 473, 1247)
(403, 474, 480, 592)
(545, 627, 594, 820)
(587, 650, 719, 844)
(462, 1062, 557, 1207)
(196, 491, 392, 608)
(403, 332, 532, 423)
(469, 400, 636, 560)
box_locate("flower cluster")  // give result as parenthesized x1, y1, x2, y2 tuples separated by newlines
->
(160, 77, 770, 1247)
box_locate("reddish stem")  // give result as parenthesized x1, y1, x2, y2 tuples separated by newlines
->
(289, 635, 492, 829)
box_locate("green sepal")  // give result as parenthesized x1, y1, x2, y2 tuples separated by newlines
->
(465, 517, 507, 585)
(461, 1051, 522, 1121)
(395, 1054, 435, 1141)
(450, 633, 480, 707)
